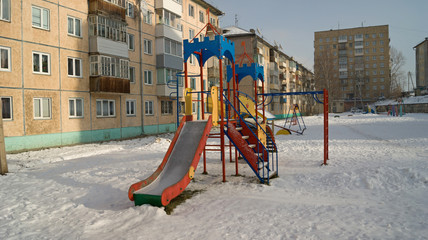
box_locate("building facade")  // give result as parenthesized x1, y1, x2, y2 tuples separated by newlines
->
(314, 25, 390, 112)
(0, 0, 221, 152)
(223, 26, 315, 118)
(414, 37, 428, 95)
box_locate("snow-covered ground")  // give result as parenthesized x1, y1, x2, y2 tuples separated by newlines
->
(1, 113, 428, 239)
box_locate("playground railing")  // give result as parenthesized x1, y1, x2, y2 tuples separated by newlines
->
(222, 92, 278, 184)
(234, 94, 278, 176)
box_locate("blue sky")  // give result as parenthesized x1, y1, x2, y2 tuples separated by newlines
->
(207, 0, 427, 88)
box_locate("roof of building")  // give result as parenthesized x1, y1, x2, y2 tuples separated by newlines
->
(222, 26, 253, 37)
(222, 26, 313, 75)
(314, 24, 389, 34)
(191, 0, 223, 16)
(413, 37, 428, 49)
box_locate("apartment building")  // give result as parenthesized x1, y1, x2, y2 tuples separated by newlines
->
(0, 0, 221, 152)
(414, 37, 428, 95)
(314, 25, 390, 112)
(223, 26, 315, 118)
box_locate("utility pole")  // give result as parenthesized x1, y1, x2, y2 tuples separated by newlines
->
(0, 99, 8, 175)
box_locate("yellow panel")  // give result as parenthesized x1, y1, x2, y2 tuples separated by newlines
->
(185, 88, 192, 116)
(211, 87, 219, 126)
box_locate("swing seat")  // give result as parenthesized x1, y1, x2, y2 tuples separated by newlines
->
(276, 129, 291, 135)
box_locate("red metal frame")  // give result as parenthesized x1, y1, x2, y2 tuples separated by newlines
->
(323, 89, 329, 165)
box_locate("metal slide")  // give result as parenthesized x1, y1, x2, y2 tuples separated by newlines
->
(128, 116, 212, 207)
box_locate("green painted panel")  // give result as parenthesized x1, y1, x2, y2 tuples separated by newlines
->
(122, 126, 143, 139)
(133, 193, 163, 207)
(5, 124, 176, 153)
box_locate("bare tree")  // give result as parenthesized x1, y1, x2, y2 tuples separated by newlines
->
(389, 47, 406, 98)
(314, 50, 340, 112)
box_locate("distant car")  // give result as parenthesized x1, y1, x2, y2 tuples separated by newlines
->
(350, 107, 363, 113)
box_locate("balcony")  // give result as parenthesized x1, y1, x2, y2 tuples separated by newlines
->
(90, 76, 130, 93)
(89, 0, 126, 20)
(155, 24, 182, 42)
(156, 54, 183, 70)
(89, 37, 128, 58)
(208, 66, 220, 79)
(157, 84, 183, 97)
(279, 61, 287, 69)
(155, 0, 182, 16)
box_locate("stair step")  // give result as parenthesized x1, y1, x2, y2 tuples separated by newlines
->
(235, 127, 243, 131)
(258, 161, 269, 170)
(242, 136, 249, 140)
(248, 144, 256, 148)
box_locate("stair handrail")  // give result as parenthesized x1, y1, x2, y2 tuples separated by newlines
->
(233, 94, 279, 179)
(222, 92, 278, 183)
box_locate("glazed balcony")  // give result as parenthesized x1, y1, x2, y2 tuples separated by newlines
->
(89, 0, 126, 20)
(90, 76, 130, 93)
(155, 0, 182, 16)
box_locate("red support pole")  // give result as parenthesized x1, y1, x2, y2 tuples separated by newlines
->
(199, 54, 205, 120)
(254, 81, 258, 131)
(184, 62, 188, 89)
(232, 64, 237, 118)
(323, 88, 329, 165)
(219, 58, 226, 182)
(233, 64, 239, 175)
(198, 55, 207, 174)
(262, 80, 265, 121)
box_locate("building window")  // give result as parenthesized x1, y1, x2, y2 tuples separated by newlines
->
(0, 46, 10, 71)
(128, 33, 134, 51)
(104, 0, 125, 8)
(96, 99, 115, 117)
(199, 10, 204, 23)
(145, 101, 153, 115)
(210, 17, 216, 26)
(379, 33, 384, 38)
(33, 51, 50, 74)
(192, 102, 196, 114)
(69, 98, 83, 118)
(126, 1, 134, 18)
(32, 6, 50, 30)
(190, 77, 196, 89)
(88, 15, 127, 43)
(34, 97, 51, 119)
(126, 99, 136, 116)
(67, 57, 82, 77)
(144, 70, 152, 85)
(164, 38, 182, 57)
(373, 86, 377, 90)
(143, 11, 152, 24)
(372, 34, 376, 38)
(129, 66, 135, 83)
(380, 48, 384, 53)
(90, 55, 129, 78)
(67, 16, 81, 37)
(188, 4, 194, 17)
(1, 96, 12, 120)
(161, 100, 173, 115)
(144, 39, 152, 54)
(0, 0, 10, 21)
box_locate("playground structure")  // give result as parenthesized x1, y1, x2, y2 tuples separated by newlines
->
(128, 21, 329, 207)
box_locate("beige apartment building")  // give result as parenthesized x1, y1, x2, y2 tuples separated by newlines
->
(414, 37, 428, 95)
(314, 25, 390, 112)
(0, 0, 221, 152)
(223, 26, 315, 118)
